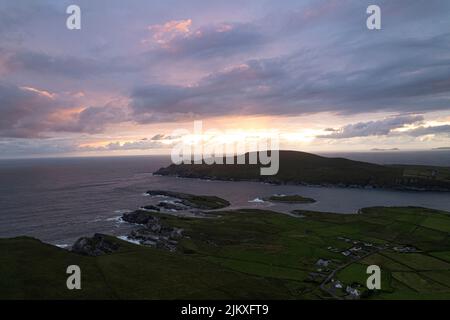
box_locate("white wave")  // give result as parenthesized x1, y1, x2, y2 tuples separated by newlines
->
(106, 215, 124, 223)
(248, 197, 265, 203)
(161, 199, 178, 204)
(139, 207, 159, 212)
(117, 236, 141, 245)
(55, 244, 69, 249)
(114, 209, 132, 214)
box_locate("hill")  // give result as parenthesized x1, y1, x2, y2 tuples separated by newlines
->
(154, 150, 450, 191)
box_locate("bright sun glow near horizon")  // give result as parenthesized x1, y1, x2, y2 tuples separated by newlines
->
(0, 0, 449, 158)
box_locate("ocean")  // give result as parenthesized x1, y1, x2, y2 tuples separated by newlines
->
(0, 151, 449, 247)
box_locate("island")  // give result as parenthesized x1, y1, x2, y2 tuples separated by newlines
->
(145, 190, 230, 210)
(154, 150, 450, 191)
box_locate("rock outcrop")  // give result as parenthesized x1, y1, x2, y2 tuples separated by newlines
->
(146, 190, 230, 210)
(72, 233, 120, 256)
(121, 211, 183, 251)
(122, 210, 159, 224)
(140, 205, 160, 212)
(157, 201, 187, 211)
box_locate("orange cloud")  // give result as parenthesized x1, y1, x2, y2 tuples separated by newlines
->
(146, 19, 192, 47)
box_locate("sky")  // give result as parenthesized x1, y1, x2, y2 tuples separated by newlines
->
(0, 0, 449, 158)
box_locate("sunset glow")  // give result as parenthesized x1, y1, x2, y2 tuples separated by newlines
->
(0, 0, 449, 158)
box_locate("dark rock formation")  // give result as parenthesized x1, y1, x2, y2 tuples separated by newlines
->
(140, 205, 160, 211)
(157, 201, 187, 211)
(121, 211, 184, 252)
(122, 210, 159, 224)
(146, 190, 230, 209)
(72, 233, 120, 256)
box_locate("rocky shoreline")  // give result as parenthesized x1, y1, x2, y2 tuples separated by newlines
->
(121, 210, 184, 251)
(155, 172, 450, 192)
(70, 210, 186, 255)
(69, 190, 230, 255)
(72, 233, 120, 256)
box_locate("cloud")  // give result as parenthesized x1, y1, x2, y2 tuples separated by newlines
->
(0, 135, 172, 157)
(129, 1, 450, 120)
(131, 39, 450, 122)
(0, 82, 129, 138)
(1, 0, 450, 156)
(4, 50, 138, 79)
(0, 1, 60, 43)
(146, 19, 193, 47)
(0, 138, 79, 156)
(404, 125, 450, 137)
(64, 103, 130, 134)
(144, 19, 266, 59)
(4, 0, 450, 124)
(81, 139, 171, 152)
(318, 115, 424, 139)
(130, 59, 287, 122)
(151, 134, 166, 140)
(0, 82, 66, 138)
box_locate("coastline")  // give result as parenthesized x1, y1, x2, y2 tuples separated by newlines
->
(154, 172, 450, 192)
(2, 203, 450, 300)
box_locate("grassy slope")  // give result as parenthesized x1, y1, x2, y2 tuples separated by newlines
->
(0, 236, 292, 300)
(155, 151, 450, 190)
(1, 207, 450, 299)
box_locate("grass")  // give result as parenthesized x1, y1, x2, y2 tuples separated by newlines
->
(1, 206, 450, 299)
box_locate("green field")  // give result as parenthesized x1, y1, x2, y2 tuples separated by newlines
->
(1, 206, 450, 299)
